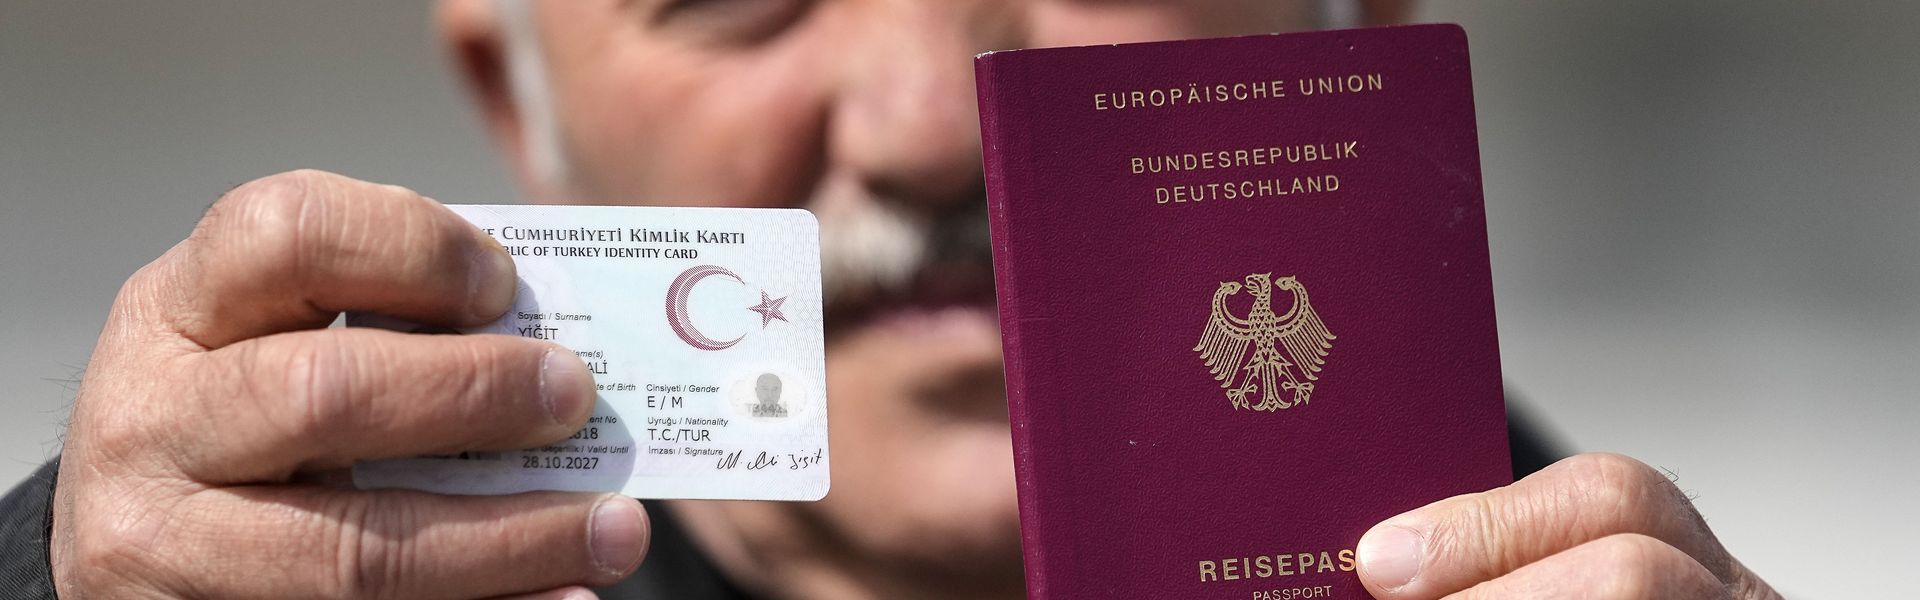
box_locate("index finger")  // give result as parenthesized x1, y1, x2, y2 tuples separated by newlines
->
(131, 169, 515, 349)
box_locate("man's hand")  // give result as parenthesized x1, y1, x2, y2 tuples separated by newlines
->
(1357, 453, 1779, 599)
(51, 170, 646, 599)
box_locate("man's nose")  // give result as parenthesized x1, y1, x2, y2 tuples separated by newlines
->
(830, 2, 1022, 210)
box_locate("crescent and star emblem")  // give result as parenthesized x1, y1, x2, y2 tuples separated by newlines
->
(665, 264, 789, 351)
(1193, 273, 1336, 412)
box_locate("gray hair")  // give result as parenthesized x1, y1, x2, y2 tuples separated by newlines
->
(495, 0, 573, 195)
(1319, 0, 1360, 29)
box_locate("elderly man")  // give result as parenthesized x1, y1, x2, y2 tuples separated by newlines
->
(0, 1, 1779, 598)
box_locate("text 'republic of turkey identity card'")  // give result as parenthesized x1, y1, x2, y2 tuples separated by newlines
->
(351, 205, 829, 501)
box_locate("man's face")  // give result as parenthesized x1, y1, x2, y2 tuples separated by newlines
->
(756, 373, 782, 405)
(465, 0, 1331, 593)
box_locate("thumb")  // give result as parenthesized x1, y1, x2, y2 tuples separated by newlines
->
(1353, 453, 1737, 599)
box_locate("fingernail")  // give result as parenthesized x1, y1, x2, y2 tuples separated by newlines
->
(541, 349, 595, 425)
(1357, 524, 1424, 592)
(468, 233, 516, 321)
(588, 496, 649, 576)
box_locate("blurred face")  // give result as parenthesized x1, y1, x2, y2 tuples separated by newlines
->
(447, 1, 1370, 597)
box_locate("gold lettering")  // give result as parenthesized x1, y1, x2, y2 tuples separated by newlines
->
(1092, 74, 1380, 111)
(1296, 73, 1385, 96)
(1193, 548, 1361, 584)
(1194, 548, 1359, 584)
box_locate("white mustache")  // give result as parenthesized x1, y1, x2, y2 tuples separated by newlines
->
(816, 197, 992, 309)
(820, 199, 926, 304)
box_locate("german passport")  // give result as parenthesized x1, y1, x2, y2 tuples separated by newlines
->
(976, 25, 1509, 599)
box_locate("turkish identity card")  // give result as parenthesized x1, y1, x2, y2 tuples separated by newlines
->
(350, 204, 829, 501)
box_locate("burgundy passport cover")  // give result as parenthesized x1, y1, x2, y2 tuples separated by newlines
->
(976, 25, 1509, 599)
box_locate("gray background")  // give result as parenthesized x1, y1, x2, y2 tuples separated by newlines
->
(2, 1, 1914, 596)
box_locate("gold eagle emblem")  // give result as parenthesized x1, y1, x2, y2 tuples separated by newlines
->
(1194, 273, 1336, 411)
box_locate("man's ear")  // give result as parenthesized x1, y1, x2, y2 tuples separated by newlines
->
(1358, 0, 1413, 25)
(437, 0, 530, 181)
